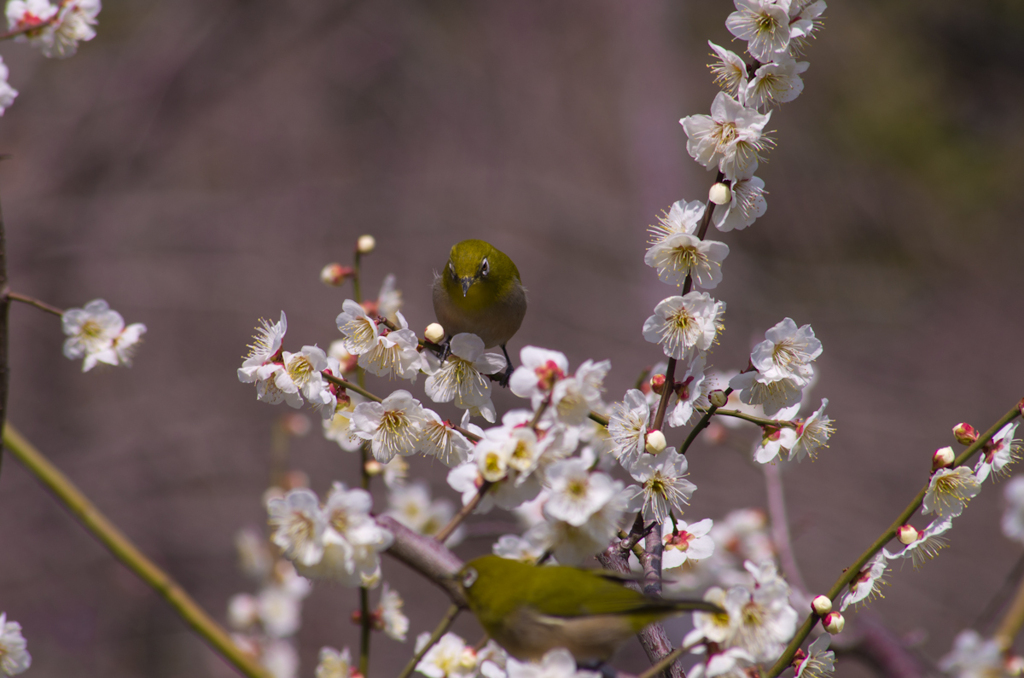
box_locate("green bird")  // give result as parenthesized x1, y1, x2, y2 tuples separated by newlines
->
(458, 555, 723, 664)
(432, 240, 527, 386)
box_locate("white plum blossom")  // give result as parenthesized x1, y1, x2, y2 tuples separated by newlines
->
(424, 333, 505, 422)
(939, 630, 1006, 678)
(723, 561, 799, 662)
(7, 0, 100, 59)
(712, 176, 767, 232)
(262, 639, 299, 678)
(645, 233, 730, 289)
(680, 91, 772, 181)
(795, 634, 836, 678)
(0, 613, 30, 676)
(416, 632, 477, 678)
(1002, 476, 1024, 544)
(687, 647, 756, 678)
(351, 390, 427, 462)
(666, 354, 710, 427)
(336, 299, 380, 355)
(315, 646, 353, 678)
(649, 199, 705, 243)
(378, 583, 409, 641)
(506, 648, 600, 678)
(708, 41, 749, 99)
(359, 311, 423, 381)
(751, 318, 822, 385)
(607, 389, 650, 467)
(323, 394, 365, 452)
(840, 552, 888, 611)
(252, 364, 303, 409)
(745, 54, 809, 109)
(509, 346, 569, 403)
(726, 0, 792, 62)
(492, 532, 548, 563)
(386, 480, 455, 540)
(788, 0, 827, 51)
(975, 422, 1020, 483)
(729, 370, 804, 418)
(753, 425, 797, 464)
(626, 449, 697, 523)
(543, 458, 620, 527)
(551, 359, 610, 425)
(419, 409, 474, 467)
(0, 57, 17, 116)
(258, 580, 308, 638)
(533, 483, 632, 566)
(788, 399, 833, 461)
(684, 587, 733, 646)
(923, 466, 981, 519)
(239, 312, 287, 378)
(375, 273, 403, 323)
(267, 489, 326, 568)
(62, 299, 146, 371)
(6, 0, 57, 33)
(643, 292, 726, 362)
(280, 346, 336, 419)
(662, 518, 715, 570)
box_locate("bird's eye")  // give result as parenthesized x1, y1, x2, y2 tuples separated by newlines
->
(461, 567, 478, 588)
(480, 258, 489, 277)
(448, 262, 456, 278)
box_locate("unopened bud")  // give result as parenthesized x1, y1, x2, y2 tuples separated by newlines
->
(356, 234, 376, 254)
(897, 524, 919, 545)
(283, 470, 309, 490)
(709, 390, 728, 408)
(823, 611, 845, 634)
(932, 446, 955, 470)
(709, 182, 732, 205)
(280, 413, 311, 437)
(650, 374, 666, 395)
(811, 595, 832, 616)
(645, 429, 667, 454)
(424, 323, 445, 344)
(320, 263, 354, 287)
(952, 422, 979, 446)
(365, 460, 384, 476)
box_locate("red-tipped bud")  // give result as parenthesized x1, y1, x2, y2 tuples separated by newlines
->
(709, 389, 728, 408)
(897, 524, 919, 545)
(932, 446, 955, 470)
(320, 263, 354, 287)
(650, 374, 667, 395)
(645, 429, 667, 454)
(364, 460, 384, 476)
(823, 611, 845, 634)
(952, 422, 979, 446)
(811, 595, 832, 616)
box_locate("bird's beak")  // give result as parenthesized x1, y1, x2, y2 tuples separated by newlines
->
(460, 277, 473, 297)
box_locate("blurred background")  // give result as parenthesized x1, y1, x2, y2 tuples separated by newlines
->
(0, 0, 1022, 676)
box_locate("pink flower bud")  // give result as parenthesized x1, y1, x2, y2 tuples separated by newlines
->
(932, 446, 955, 470)
(823, 611, 845, 634)
(952, 422, 979, 446)
(320, 263, 354, 286)
(650, 373, 667, 395)
(811, 595, 832, 616)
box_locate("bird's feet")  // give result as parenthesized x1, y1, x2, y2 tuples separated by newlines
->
(495, 344, 515, 388)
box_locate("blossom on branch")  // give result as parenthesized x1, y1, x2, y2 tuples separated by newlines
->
(62, 298, 147, 371)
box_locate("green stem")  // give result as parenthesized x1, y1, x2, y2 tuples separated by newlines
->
(2, 424, 268, 678)
(697, 406, 794, 428)
(359, 586, 372, 677)
(435, 481, 493, 544)
(679, 388, 732, 455)
(396, 604, 461, 678)
(765, 401, 1023, 677)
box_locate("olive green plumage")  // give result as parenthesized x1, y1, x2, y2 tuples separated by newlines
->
(458, 555, 722, 663)
(432, 239, 527, 351)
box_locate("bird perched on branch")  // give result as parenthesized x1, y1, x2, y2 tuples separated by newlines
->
(432, 239, 526, 386)
(458, 555, 723, 664)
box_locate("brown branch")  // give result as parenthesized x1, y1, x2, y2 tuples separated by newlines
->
(7, 291, 64, 317)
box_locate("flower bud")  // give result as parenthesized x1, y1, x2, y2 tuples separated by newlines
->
(823, 611, 845, 634)
(283, 470, 309, 490)
(280, 413, 311, 437)
(709, 182, 732, 205)
(811, 595, 832, 616)
(365, 460, 384, 476)
(932, 446, 955, 470)
(952, 422, 979, 446)
(897, 524, 919, 545)
(709, 389, 728, 408)
(645, 429, 667, 455)
(357, 234, 376, 254)
(424, 323, 445, 345)
(650, 374, 666, 395)
(320, 263, 354, 286)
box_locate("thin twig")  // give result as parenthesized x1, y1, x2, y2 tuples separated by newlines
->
(7, 291, 64, 317)
(2, 424, 268, 678)
(396, 604, 461, 678)
(435, 481, 493, 544)
(678, 388, 732, 456)
(763, 462, 808, 595)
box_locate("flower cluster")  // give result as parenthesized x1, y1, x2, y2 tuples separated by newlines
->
(0, 613, 31, 676)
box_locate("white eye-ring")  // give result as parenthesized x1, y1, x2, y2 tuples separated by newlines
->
(449, 261, 456, 277)
(461, 567, 478, 588)
(480, 258, 489, 276)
